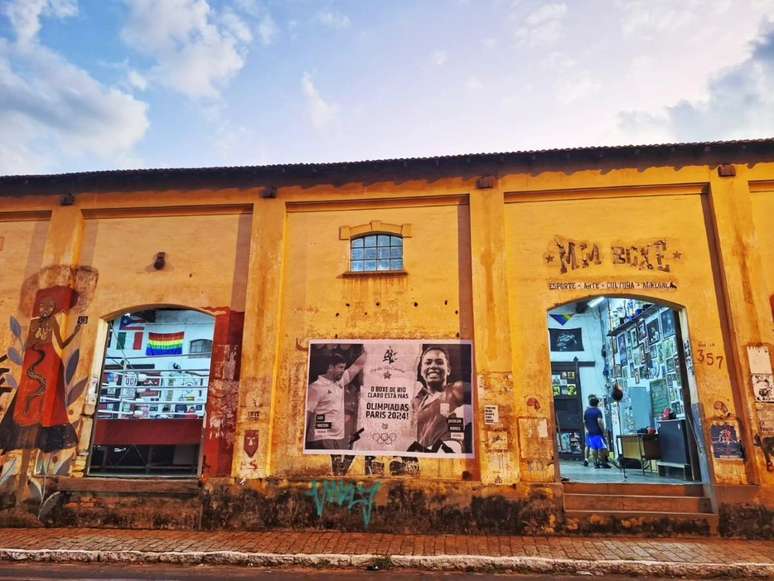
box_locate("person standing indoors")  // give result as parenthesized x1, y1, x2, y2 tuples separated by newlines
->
(584, 395, 611, 468)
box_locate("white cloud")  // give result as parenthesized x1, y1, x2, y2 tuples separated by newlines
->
(0, 0, 148, 174)
(121, 0, 251, 99)
(127, 68, 147, 90)
(301, 72, 337, 130)
(619, 20, 774, 142)
(431, 49, 447, 66)
(317, 9, 350, 30)
(256, 13, 277, 46)
(2, 0, 77, 45)
(515, 3, 567, 46)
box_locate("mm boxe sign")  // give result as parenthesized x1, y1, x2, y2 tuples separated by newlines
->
(303, 340, 474, 459)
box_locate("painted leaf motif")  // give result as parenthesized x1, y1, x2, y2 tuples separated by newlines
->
(3, 374, 17, 389)
(66, 378, 88, 406)
(65, 349, 79, 386)
(27, 477, 42, 503)
(9, 316, 21, 340)
(55, 459, 72, 477)
(38, 490, 62, 520)
(0, 456, 17, 487)
(7, 347, 22, 366)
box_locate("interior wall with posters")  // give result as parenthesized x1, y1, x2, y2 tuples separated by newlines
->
(272, 201, 474, 477)
(303, 340, 473, 458)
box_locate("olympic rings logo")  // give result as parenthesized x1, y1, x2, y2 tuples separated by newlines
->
(371, 432, 397, 444)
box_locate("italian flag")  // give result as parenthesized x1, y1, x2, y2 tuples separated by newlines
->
(146, 332, 184, 356)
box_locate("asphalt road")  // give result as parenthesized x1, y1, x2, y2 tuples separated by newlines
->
(0, 563, 724, 581)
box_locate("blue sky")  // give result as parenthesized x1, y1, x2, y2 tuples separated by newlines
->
(1, 0, 774, 175)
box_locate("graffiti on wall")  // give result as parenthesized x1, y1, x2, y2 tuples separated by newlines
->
(0, 266, 98, 500)
(307, 479, 382, 528)
(544, 237, 683, 275)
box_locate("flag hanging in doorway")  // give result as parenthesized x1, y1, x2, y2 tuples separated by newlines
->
(550, 313, 575, 326)
(146, 332, 184, 356)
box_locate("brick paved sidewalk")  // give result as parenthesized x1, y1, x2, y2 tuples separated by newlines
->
(0, 528, 772, 577)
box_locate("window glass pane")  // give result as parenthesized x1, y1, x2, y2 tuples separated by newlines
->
(364, 247, 377, 259)
(378, 247, 390, 259)
(377, 235, 390, 247)
(352, 248, 364, 260)
(390, 246, 402, 258)
(352, 238, 364, 248)
(390, 236, 402, 247)
(363, 235, 377, 247)
(351, 260, 364, 272)
(377, 259, 390, 270)
(364, 260, 377, 271)
(390, 259, 403, 270)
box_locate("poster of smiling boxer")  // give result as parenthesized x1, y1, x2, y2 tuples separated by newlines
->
(303, 340, 474, 458)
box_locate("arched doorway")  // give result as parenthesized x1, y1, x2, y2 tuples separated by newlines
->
(88, 308, 215, 476)
(547, 296, 708, 485)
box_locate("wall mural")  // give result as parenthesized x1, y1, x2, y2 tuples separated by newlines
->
(0, 266, 98, 504)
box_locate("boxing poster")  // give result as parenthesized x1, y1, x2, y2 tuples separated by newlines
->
(303, 340, 474, 458)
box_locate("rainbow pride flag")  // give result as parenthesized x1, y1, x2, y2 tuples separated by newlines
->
(146, 332, 184, 356)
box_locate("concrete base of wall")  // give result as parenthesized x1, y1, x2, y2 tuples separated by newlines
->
(0, 477, 771, 538)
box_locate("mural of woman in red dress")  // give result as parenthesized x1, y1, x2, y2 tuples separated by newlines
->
(0, 285, 82, 453)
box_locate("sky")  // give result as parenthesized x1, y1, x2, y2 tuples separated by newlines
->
(1, 0, 774, 176)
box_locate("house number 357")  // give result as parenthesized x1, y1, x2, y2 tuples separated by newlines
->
(696, 349, 724, 369)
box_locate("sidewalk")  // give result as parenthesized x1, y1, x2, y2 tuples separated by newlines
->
(0, 528, 772, 578)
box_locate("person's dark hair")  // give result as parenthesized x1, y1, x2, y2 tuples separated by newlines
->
(420, 345, 451, 365)
(587, 394, 596, 402)
(327, 353, 346, 368)
(589, 396, 600, 407)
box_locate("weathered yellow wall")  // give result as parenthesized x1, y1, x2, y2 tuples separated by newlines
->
(505, 189, 745, 484)
(0, 216, 49, 350)
(1, 159, 773, 504)
(751, 190, 774, 307)
(267, 201, 475, 479)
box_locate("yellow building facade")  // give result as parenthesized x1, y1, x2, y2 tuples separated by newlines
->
(0, 140, 773, 536)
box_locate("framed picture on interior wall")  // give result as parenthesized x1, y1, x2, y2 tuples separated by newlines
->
(637, 320, 647, 340)
(614, 364, 621, 378)
(633, 348, 641, 367)
(635, 369, 640, 383)
(628, 328, 638, 347)
(629, 361, 636, 376)
(618, 335, 628, 364)
(666, 356, 676, 373)
(660, 310, 676, 337)
(566, 384, 577, 396)
(666, 371, 677, 385)
(549, 328, 584, 351)
(567, 371, 575, 379)
(647, 319, 661, 344)
(642, 340, 650, 354)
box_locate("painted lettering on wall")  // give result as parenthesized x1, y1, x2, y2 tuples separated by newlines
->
(307, 479, 382, 528)
(544, 237, 682, 275)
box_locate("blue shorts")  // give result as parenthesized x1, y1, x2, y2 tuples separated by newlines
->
(587, 434, 607, 450)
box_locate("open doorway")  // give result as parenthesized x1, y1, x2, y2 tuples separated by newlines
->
(547, 297, 706, 484)
(88, 308, 215, 477)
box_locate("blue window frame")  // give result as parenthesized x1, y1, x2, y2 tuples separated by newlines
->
(350, 234, 403, 272)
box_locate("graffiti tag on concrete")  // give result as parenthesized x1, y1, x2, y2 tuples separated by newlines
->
(307, 479, 382, 528)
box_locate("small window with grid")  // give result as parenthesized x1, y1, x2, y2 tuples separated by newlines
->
(350, 234, 403, 272)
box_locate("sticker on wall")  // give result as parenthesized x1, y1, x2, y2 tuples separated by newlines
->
(518, 417, 552, 460)
(753, 374, 774, 403)
(747, 345, 772, 375)
(756, 404, 774, 433)
(484, 405, 499, 425)
(710, 422, 744, 460)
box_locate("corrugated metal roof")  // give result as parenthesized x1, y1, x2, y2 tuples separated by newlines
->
(1, 138, 773, 194)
